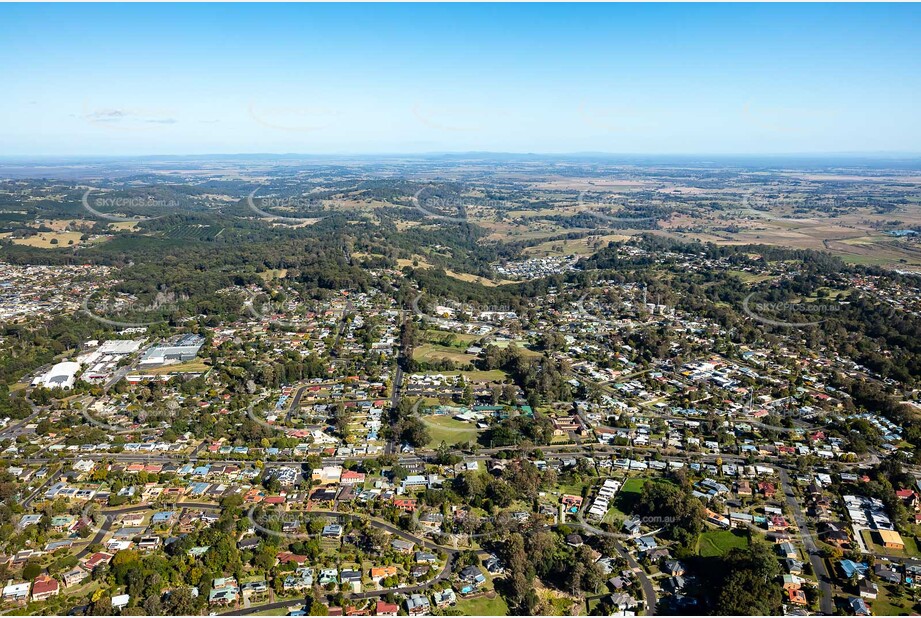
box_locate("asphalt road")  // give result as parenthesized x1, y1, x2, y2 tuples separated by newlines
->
(76, 502, 223, 559)
(610, 538, 657, 616)
(382, 307, 407, 457)
(76, 504, 151, 559)
(22, 468, 61, 508)
(0, 406, 43, 438)
(779, 468, 833, 615)
(284, 385, 306, 424)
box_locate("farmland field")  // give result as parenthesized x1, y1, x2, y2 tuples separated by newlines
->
(424, 330, 482, 346)
(11, 231, 84, 247)
(611, 476, 647, 515)
(161, 224, 223, 241)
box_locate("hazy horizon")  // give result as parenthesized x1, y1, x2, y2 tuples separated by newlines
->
(1, 3, 919, 157)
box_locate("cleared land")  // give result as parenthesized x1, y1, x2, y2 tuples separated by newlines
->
(413, 343, 477, 365)
(438, 369, 510, 382)
(697, 529, 750, 557)
(12, 231, 84, 247)
(422, 415, 480, 448)
(107, 221, 139, 231)
(128, 359, 210, 376)
(258, 269, 289, 281)
(396, 256, 517, 286)
(523, 234, 631, 257)
(423, 330, 482, 346)
(452, 594, 509, 616)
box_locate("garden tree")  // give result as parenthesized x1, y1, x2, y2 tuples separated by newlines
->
(435, 442, 462, 465)
(305, 594, 329, 615)
(712, 541, 782, 615)
(635, 477, 706, 547)
(483, 413, 555, 448)
(503, 459, 542, 499)
(22, 561, 42, 580)
(478, 344, 571, 405)
(392, 415, 431, 447)
(453, 471, 487, 501)
(494, 525, 610, 611)
(486, 478, 516, 508)
(163, 587, 198, 616)
(461, 382, 473, 405)
(575, 545, 608, 594)
(253, 546, 276, 571)
(495, 532, 535, 612)
(142, 594, 162, 615)
(454, 550, 480, 569)
(332, 404, 352, 440)
(88, 593, 113, 616)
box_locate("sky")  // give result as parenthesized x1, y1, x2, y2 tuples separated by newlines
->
(0, 3, 919, 156)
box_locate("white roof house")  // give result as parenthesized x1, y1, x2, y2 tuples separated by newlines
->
(112, 594, 131, 609)
(2, 582, 30, 601)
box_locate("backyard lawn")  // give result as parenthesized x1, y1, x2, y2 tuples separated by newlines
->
(452, 594, 509, 616)
(861, 529, 921, 559)
(869, 583, 918, 616)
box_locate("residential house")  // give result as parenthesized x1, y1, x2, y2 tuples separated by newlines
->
(30, 575, 59, 602)
(406, 594, 430, 616)
(859, 580, 879, 600)
(2, 582, 30, 604)
(375, 600, 399, 616)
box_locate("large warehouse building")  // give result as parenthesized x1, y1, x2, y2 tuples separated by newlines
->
(38, 361, 81, 390)
(138, 334, 205, 368)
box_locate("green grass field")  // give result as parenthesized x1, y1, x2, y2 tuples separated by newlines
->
(413, 343, 477, 365)
(424, 329, 482, 346)
(438, 369, 510, 382)
(728, 269, 774, 284)
(250, 608, 290, 616)
(620, 477, 647, 493)
(869, 584, 918, 616)
(612, 476, 647, 515)
(452, 594, 509, 616)
(422, 415, 480, 448)
(697, 529, 750, 557)
(861, 529, 921, 559)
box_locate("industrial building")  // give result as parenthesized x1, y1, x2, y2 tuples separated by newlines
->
(36, 361, 81, 390)
(138, 334, 205, 368)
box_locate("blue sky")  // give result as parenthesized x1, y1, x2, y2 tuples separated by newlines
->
(0, 3, 919, 156)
